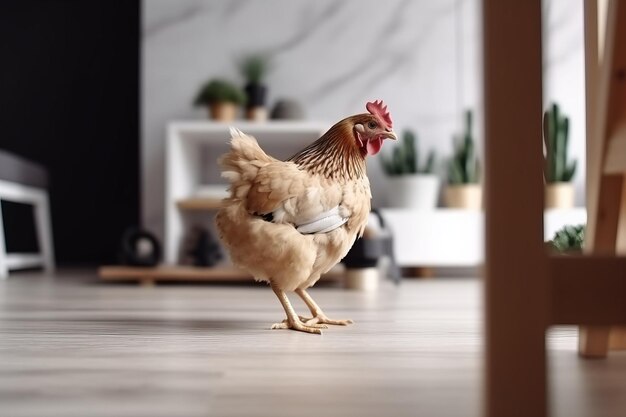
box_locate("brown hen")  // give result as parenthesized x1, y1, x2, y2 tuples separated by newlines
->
(216, 101, 396, 334)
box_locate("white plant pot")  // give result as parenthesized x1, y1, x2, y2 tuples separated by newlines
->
(444, 184, 482, 209)
(545, 182, 575, 209)
(387, 174, 440, 209)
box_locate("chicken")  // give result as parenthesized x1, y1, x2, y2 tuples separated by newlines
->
(216, 100, 396, 334)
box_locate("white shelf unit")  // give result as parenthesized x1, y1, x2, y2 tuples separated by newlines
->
(165, 121, 330, 264)
(380, 208, 587, 267)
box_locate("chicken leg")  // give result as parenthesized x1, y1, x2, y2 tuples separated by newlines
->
(269, 284, 326, 334)
(295, 288, 354, 326)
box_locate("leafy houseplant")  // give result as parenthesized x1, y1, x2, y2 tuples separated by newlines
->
(380, 130, 439, 208)
(543, 103, 577, 208)
(547, 224, 585, 253)
(193, 79, 246, 122)
(239, 55, 271, 121)
(445, 110, 482, 209)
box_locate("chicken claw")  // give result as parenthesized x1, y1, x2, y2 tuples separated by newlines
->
(303, 315, 354, 326)
(295, 288, 354, 327)
(274, 317, 328, 329)
(269, 285, 325, 334)
(270, 319, 325, 334)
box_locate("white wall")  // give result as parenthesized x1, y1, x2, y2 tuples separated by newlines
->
(142, 0, 585, 240)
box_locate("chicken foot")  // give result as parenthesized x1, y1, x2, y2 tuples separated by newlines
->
(269, 284, 325, 334)
(275, 315, 327, 327)
(295, 288, 354, 326)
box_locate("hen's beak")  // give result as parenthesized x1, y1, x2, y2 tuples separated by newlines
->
(383, 130, 397, 140)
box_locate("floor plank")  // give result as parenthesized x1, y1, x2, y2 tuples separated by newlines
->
(0, 271, 624, 417)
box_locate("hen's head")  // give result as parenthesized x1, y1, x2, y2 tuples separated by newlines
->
(289, 100, 397, 179)
(344, 100, 397, 157)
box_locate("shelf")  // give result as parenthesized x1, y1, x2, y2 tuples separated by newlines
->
(99, 265, 344, 286)
(166, 121, 330, 263)
(380, 208, 587, 267)
(100, 265, 250, 283)
(169, 121, 331, 145)
(177, 197, 223, 211)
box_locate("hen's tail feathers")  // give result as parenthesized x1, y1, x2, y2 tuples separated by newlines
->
(219, 128, 274, 200)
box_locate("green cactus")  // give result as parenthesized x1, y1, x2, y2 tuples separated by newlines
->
(543, 103, 577, 183)
(380, 130, 436, 175)
(448, 110, 480, 185)
(548, 224, 585, 252)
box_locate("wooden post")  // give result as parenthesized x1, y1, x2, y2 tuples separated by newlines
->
(140, 277, 156, 287)
(483, 1, 548, 416)
(579, 0, 626, 357)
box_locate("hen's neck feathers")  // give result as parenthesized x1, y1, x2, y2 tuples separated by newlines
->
(288, 118, 366, 181)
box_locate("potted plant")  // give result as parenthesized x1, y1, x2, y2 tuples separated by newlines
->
(547, 224, 585, 254)
(543, 103, 577, 208)
(193, 79, 246, 122)
(445, 110, 482, 209)
(239, 54, 271, 122)
(380, 129, 438, 209)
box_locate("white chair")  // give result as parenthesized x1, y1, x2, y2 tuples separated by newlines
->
(0, 150, 54, 278)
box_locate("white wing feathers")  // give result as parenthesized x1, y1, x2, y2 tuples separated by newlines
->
(229, 126, 247, 139)
(295, 206, 348, 234)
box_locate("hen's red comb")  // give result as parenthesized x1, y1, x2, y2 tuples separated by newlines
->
(366, 100, 393, 129)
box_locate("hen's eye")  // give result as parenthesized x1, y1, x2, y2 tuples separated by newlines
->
(368, 121, 378, 129)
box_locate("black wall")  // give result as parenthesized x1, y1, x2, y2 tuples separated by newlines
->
(0, 1, 140, 265)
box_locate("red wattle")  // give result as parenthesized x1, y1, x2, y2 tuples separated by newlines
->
(366, 137, 383, 156)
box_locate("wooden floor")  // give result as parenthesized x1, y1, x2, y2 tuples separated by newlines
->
(0, 271, 625, 417)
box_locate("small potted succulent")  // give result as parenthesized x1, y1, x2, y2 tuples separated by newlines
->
(445, 110, 482, 209)
(543, 103, 577, 209)
(239, 54, 271, 122)
(193, 79, 246, 122)
(380, 129, 438, 209)
(547, 224, 585, 254)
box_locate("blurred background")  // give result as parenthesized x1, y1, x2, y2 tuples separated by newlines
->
(0, 0, 586, 268)
(2, 2, 614, 416)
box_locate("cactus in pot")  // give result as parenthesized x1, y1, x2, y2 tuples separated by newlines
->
(543, 103, 577, 208)
(239, 54, 272, 121)
(543, 103, 577, 183)
(448, 110, 480, 185)
(445, 110, 482, 209)
(380, 130, 439, 208)
(380, 130, 436, 175)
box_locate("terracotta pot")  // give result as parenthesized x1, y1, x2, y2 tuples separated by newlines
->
(387, 174, 440, 209)
(545, 182, 574, 209)
(209, 102, 237, 122)
(444, 184, 482, 209)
